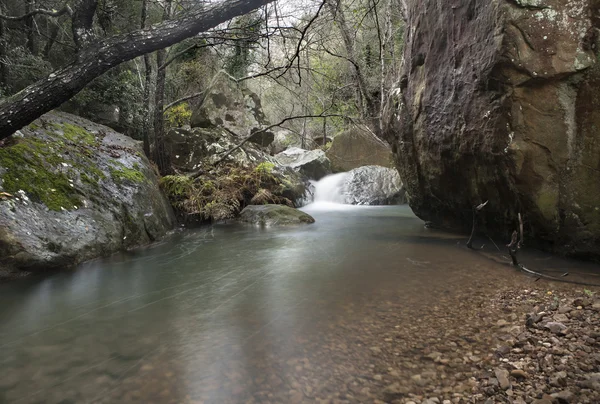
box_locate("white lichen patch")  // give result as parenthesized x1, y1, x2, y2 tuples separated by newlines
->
(516, 0, 548, 8)
(534, 9, 558, 22)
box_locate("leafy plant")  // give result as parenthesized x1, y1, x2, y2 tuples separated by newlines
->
(165, 103, 192, 127)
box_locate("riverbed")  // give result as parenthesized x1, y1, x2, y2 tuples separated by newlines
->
(0, 204, 598, 403)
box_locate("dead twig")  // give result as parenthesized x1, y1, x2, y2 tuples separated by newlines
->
(467, 200, 488, 250)
(507, 213, 523, 266)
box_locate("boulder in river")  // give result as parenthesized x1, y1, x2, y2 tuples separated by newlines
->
(388, 0, 600, 260)
(0, 112, 175, 278)
(343, 166, 406, 206)
(274, 147, 332, 180)
(326, 128, 394, 171)
(239, 204, 315, 226)
(313, 167, 405, 206)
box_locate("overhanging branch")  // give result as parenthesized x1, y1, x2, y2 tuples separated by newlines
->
(0, 5, 73, 21)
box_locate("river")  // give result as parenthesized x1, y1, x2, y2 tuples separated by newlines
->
(0, 197, 598, 403)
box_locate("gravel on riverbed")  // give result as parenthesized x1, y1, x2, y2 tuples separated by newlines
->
(96, 276, 600, 404)
(378, 286, 600, 404)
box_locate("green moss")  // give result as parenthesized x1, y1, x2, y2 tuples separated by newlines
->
(109, 164, 146, 185)
(52, 123, 98, 146)
(28, 123, 40, 131)
(0, 138, 81, 211)
(255, 162, 275, 175)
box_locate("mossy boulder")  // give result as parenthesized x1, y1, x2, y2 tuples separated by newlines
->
(0, 112, 175, 279)
(239, 205, 315, 226)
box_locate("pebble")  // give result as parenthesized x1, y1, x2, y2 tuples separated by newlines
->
(495, 368, 511, 390)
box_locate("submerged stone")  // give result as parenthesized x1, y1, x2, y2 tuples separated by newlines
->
(239, 204, 315, 226)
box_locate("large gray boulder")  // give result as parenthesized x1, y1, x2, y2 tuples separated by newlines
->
(274, 147, 332, 180)
(342, 166, 405, 206)
(190, 75, 274, 147)
(0, 112, 175, 279)
(388, 0, 600, 260)
(327, 128, 394, 171)
(167, 126, 275, 171)
(239, 204, 315, 226)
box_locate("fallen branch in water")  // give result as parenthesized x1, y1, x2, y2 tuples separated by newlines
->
(467, 200, 488, 250)
(507, 213, 524, 266)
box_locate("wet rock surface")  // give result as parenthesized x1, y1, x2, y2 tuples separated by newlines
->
(389, 0, 600, 259)
(0, 112, 175, 278)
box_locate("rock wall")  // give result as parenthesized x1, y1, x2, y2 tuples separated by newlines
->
(0, 112, 175, 278)
(389, 0, 600, 260)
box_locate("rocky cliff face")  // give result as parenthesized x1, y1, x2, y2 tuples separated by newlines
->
(389, 0, 600, 259)
(0, 112, 175, 278)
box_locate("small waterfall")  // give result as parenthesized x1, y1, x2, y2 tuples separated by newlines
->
(312, 173, 349, 204)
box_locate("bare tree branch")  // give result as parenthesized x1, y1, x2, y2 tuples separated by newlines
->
(164, 92, 206, 112)
(214, 113, 353, 166)
(0, 0, 277, 140)
(0, 5, 73, 21)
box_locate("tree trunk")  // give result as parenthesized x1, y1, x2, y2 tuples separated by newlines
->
(25, 0, 36, 54)
(141, 0, 153, 157)
(0, 0, 275, 140)
(153, 0, 173, 174)
(72, 0, 98, 50)
(43, 20, 60, 58)
(154, 48, 168, 173)
(0, 0, 7, 91)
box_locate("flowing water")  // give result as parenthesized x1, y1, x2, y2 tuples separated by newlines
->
(0, 176, 598, 403)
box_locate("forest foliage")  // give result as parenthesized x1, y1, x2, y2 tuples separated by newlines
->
(0, 0, 405, 169)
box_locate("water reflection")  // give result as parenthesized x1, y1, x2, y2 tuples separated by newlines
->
(0, 205, 598, 403)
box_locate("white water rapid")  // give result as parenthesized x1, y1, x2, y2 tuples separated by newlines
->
(303, 173, 352, 210)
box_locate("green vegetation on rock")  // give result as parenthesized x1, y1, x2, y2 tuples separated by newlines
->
(0, 138, 81, 211)
(160, 163, 293, 223)
(108, 162, 146, 185)
(51, 123, 98, 146)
